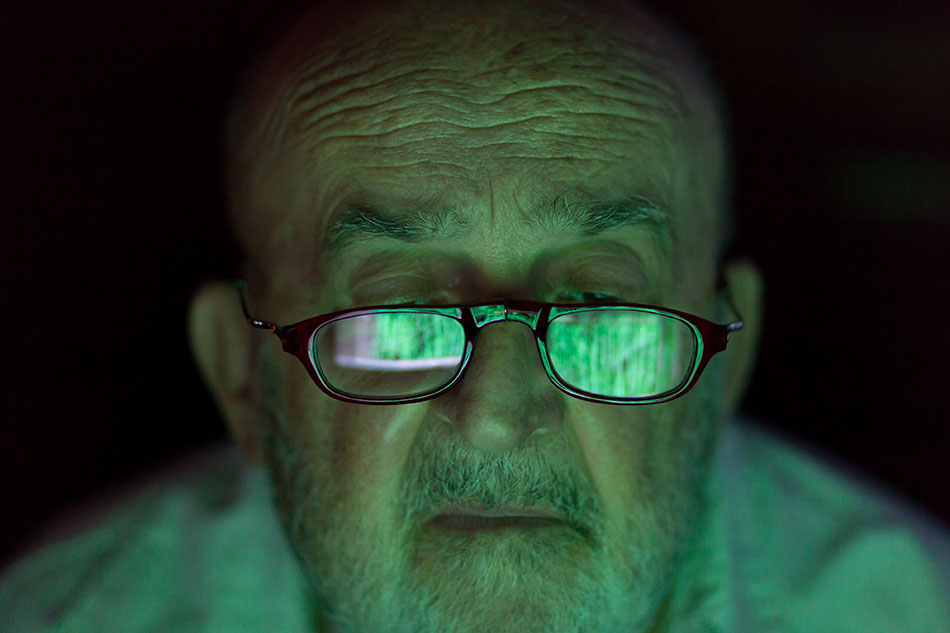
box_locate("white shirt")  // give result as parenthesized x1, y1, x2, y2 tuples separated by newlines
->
(2, 421, 948, 632)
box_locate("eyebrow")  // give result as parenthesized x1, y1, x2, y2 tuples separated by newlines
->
(322, 193, 672, 261)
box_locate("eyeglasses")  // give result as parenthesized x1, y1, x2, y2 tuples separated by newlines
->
(235, 280, 743, 406)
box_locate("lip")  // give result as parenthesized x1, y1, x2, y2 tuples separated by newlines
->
(424, 504, 566, 523)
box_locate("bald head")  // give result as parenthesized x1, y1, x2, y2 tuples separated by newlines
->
(225, 0, 731, 280)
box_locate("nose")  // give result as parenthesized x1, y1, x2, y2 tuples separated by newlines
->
(434, 320, 564, 452)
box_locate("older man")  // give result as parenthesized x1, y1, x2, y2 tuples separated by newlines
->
(2, 0, 947, 631)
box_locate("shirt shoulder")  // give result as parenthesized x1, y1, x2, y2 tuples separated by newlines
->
(0, 443, 312, 633)
(719, 421, 950, 633)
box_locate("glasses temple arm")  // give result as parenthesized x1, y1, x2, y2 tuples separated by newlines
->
(722, 286, 744, 336)
(234, 279, 280, 333)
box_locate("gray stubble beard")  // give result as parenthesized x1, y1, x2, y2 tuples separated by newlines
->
(253, 342, 726, 633)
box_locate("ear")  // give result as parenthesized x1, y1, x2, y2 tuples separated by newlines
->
(721, 259, 764, 414)
(187, 280, 263, 466)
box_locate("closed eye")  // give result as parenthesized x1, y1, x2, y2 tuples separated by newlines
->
(555, 290, 623, 303)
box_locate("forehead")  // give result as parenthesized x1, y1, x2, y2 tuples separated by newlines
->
(264, 10, 683, 149)
(233, 0, 719, 279)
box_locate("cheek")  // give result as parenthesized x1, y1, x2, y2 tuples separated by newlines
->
(568, 402, 653, 529)
(284, 371, 427, 520)
(567, 396, 714, 529)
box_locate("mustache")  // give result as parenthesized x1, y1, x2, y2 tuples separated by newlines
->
(254, 342, 600, 536)
(405, 432, 598, 533)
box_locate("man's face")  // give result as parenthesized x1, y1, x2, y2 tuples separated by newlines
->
(233, 2, 732, 632)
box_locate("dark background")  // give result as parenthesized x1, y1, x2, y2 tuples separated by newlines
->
(2, 0, 948, 567)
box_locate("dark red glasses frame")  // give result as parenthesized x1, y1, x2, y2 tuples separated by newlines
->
(235, 280, 743, 406)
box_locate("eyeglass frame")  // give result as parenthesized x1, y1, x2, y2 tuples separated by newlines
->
(235, 279, 743, 406)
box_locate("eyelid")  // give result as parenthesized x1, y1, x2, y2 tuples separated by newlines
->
(346, 250, 470, 305)
(349, 270, 445, 304)
(551, 290, 628, 304)
(351, 284, 457, 306)
(537, 249, 650, 300)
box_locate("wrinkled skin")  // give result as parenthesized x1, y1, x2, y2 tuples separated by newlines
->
(189, 1, 761, 632)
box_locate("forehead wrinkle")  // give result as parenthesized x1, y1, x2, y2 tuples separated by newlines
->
(257, 6, 687, 157)
(281, 63, 682, 154)
(228, 0, 728, 273)
(236, 0, 708, 148)
(283, 95, 678, 177)
(472, 37, 683, 109)
(310, 114, 669, 150)
(286, 71, 479, 145)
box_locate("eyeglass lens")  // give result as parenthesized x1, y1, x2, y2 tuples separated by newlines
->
(313, 309, 697, 400)
(315, 312, 467, 398)
(546, 309, 695, 398)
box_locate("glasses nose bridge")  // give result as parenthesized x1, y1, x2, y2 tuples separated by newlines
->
(469, 303, 541, 332)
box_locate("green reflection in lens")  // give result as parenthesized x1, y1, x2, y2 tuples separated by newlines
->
(317, 311, 465, 398)
(371, 312, 461, 364)
(328, 311, 463, 370)
(547, 309, 692, 398)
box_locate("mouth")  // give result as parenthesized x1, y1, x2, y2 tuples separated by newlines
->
(423, 505, 569, 531)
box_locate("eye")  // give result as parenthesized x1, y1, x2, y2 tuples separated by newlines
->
(391, 292, 455, 305)
(353, 285, 456, 306)
(556, 290, 622, 303)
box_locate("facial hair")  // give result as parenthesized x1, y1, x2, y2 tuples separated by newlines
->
(254, 342, 724, 633)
